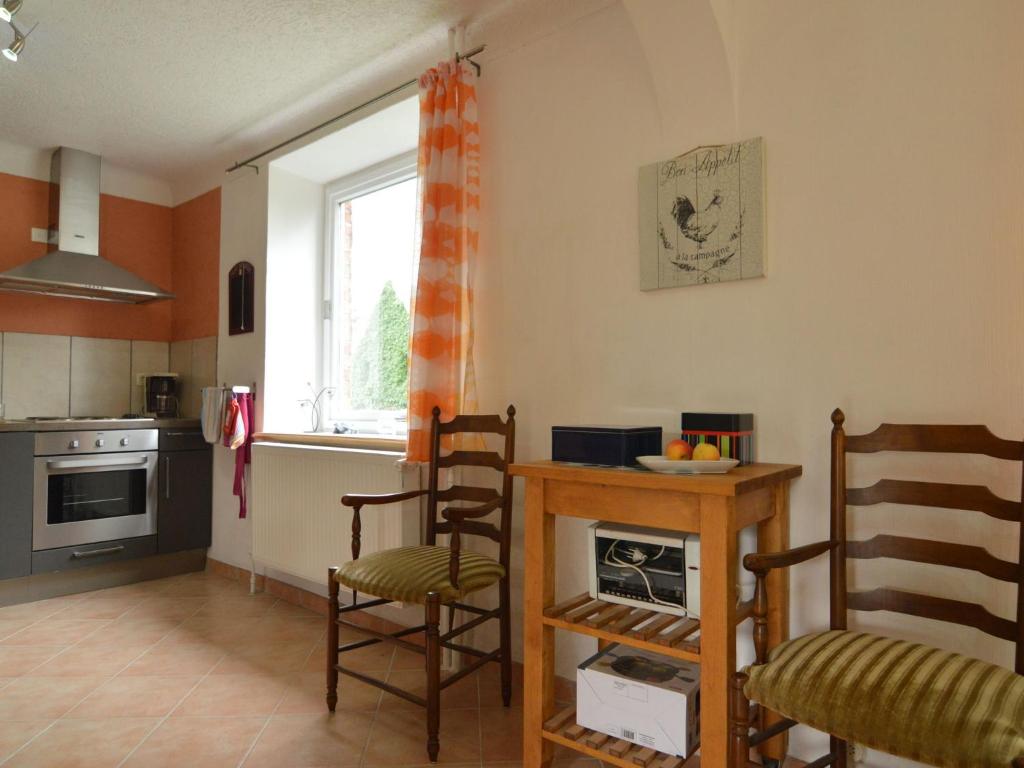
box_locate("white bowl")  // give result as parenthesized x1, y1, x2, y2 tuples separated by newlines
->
(636, 455, 740, 474)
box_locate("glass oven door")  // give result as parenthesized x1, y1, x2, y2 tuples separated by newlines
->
(32, 452, 158, 550)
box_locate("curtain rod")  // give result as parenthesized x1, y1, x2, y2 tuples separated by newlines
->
(225, 44, 486, 173)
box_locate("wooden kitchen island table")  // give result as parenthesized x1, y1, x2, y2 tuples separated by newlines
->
(511, 461, 801, 768)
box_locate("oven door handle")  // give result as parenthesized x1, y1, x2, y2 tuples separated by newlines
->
(45, 456, 150, 470)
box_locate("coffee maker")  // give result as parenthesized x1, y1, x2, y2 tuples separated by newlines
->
(143, 374, 179, 418)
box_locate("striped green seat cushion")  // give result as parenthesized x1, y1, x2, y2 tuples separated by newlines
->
(334, 545, 505, 605)
(745, 630, 1024, 768)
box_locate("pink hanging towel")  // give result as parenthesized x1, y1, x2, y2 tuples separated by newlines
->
(232, 393, 255, 518)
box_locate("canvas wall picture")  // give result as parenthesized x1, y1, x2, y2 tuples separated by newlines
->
(639, 137, 764, 290)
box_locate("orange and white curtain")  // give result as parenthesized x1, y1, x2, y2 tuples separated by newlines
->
(407, 61, 480, 462)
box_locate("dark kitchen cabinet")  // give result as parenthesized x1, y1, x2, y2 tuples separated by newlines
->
(0, 433, 33, 579)
(158, 430, 212, 554)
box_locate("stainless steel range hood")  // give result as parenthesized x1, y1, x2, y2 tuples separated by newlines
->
(0, 148, 174, 303)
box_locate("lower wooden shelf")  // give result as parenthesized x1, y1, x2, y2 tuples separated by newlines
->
(543, 592, 753, 663)
(542, 704, 695, 768)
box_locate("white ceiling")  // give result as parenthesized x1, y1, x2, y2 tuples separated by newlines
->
(0, 0, 616, 201)
(0, 1, 479, 189)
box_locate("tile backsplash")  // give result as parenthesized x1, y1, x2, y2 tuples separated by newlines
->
(0, 332, 217, 420)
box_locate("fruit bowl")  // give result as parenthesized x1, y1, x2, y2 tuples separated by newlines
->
(636, 456, 740, 474)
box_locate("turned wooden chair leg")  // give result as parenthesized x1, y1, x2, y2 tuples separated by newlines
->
(499, 576, 512, 706)
(326, 567, 339, 712)
(426, 591, 442, 762)
(731, 673, 750, 768)
(831, 735, 848, 768)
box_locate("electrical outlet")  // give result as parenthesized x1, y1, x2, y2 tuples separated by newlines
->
(846, 741, 865, 764)
(30, 227, 56, 244)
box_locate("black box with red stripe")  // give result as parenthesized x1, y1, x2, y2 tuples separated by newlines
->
(680, 412, 754, 465)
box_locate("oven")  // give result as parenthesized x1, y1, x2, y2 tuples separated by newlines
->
(32, 429, 159, 551)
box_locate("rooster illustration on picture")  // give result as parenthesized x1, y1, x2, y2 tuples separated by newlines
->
(671, 191, 724, 244)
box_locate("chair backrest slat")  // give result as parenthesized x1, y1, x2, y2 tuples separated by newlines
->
(846, 479, 1020, 522)
(436, 485, 501, 504)
(847, 534, 1019, 582)
(434, 520, 501, 543)
(847, 587, 1017, 642)
(438, 414, 511, 436)
(830, 408, 1024, 673)
(437, 450, 506, 471)
(845, 423, 1023, 460)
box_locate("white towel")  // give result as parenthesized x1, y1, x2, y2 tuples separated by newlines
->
(200, 387, 228, 444)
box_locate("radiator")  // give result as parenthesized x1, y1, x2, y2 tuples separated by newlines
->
(251, 442, 418, 587)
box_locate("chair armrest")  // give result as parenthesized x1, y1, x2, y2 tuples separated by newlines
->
(743, 540, 835, 574)
(441, 497, 503, 589)
(341, 490, 427, 564)
(746, 540, 835, 666)
(341, 489, 427, 508)
(440, 497, 503, 522)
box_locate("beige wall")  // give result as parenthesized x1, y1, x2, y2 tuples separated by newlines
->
(471, 1, 1024, 762)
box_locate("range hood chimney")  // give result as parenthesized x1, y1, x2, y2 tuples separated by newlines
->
(0, 148, 174, 303)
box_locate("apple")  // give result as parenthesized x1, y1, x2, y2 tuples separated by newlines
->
(692, 443, 721, 461)
(665, 439, 692, 460)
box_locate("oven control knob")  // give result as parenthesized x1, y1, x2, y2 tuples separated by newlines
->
(68, 439, 79, 449)
(120, 437, 130, 446)
(95, 439, 105, 448)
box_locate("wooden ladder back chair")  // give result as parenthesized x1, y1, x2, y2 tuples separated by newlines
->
(731, 408, 1024, 768)
(326, 405, 516, 764)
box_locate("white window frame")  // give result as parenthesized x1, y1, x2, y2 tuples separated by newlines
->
(321, 150, 418, 434)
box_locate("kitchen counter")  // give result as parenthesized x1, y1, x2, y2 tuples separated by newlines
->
(0, 418, 201, 433)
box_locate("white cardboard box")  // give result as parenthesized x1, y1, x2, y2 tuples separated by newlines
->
(576, 644, 700, 757)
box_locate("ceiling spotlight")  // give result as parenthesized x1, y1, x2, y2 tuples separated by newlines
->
(0, 0, 22, 24)
(2, 26, 24, 62)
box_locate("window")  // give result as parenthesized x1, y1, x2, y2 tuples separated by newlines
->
(323, 152, 417, 437)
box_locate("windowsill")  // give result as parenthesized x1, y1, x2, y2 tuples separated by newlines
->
(252, 432, 406, 454)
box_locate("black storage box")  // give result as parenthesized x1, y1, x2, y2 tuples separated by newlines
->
(552, 425, 662, 467)
(680, 412, 755, 465)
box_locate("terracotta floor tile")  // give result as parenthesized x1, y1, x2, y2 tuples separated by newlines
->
(172, 673, 288, 716)
(391, 646, 429, 670)
(279, 671, 381, 714)
(165, 616, 263, 645)
(307, 632, 395, 672)
(120, 597, 207, 620)
(381, 668, 479, 710)
(0, 619, 34, 641)
(159, 575, 250, 598)
(122, 715, 267, 768)
(0, 618, 109, 646)
(0, 720, 51, 762)
(0, 646, 63, 677)
(0, 676, 107, 720)
(3, 717, 157, 768)
(478, 664, 521, 707)
(52, 596, 144, 620)
(0, 598, 75, 621)
(242, 712, 372, 768)
(479, 706, 523, 762)
(265, 600, 322, 620)
(84, 580, 169, 599)
(212, 640, 317, 676)
(121, 642, 225, 676)
(194, 594, 278, 618)
(249, 616, 325, 644)
(363, 707, 482, 765)
(76, 617, 181, 648)
(25, 643, 147, 677)
(65, 675, 201, 718)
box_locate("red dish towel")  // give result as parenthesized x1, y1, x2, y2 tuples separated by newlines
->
(232, 393, 255, 518)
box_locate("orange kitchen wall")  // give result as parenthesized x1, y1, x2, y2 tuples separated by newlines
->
(0, 171, 220, 342)
(171, 187, 221, 341)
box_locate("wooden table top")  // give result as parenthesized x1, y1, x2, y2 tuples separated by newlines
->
(509, 460, 801, 496)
